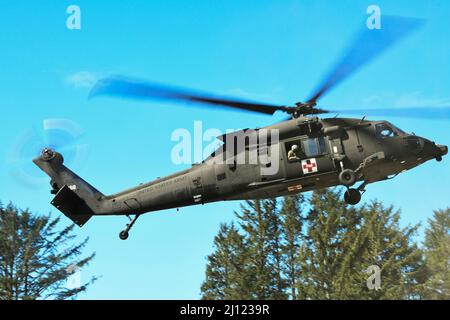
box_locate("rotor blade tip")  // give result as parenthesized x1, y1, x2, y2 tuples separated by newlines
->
(88, 77, 117, 99)
(87, 84, 101, 99)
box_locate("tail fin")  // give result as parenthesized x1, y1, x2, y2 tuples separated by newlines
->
(33, 148, 103, 227)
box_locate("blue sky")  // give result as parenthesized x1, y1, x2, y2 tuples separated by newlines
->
(1, 0, 449, 299)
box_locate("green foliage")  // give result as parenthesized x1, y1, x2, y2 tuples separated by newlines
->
(202, 199, 288, 300)
(279, 194, 304, 299)
(201, 223, 252, 300)
(299, 189, 425, 299)
(236, 199, 287, 299)
(422, 208, 450, 299)
(0, 202, 97, 300)
(200, 188, 444, 300)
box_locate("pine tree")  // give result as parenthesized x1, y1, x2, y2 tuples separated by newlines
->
(357, 202, 426, 299)
(201, 223, 252, 300)
(297, 189, 426, 299)
(422, 208, 450, 299)
(201, 199, 289, 299)
(201, 189, 429, 300)
(236, 199, 287, 299)
(262, 198, 288, 299)
(279, 194, 304, 299)
(0, 202, 97, 300)
(297, 188, 361, 299)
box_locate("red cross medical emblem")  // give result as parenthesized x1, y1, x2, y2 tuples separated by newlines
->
(301, 158, 318, 174)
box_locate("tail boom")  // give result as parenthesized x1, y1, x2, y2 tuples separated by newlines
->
(33, 149, 107, 226)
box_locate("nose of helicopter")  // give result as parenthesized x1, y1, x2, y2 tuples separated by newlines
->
(421, 139, 447, 161)
(436, 144, 448, 157)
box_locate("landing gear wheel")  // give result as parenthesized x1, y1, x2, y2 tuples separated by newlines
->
(344, 188, 361, 205)
(118, 214, 141, 240)
(339, 169, 356, 186)
(119, 230, 129, 240)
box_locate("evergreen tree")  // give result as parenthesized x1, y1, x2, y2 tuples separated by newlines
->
(357, 202, 426, 300)
(298, 189, 426, 299)
(0, 202, 97, 300)
(201, 189, 433, 300)
(236, 199, 287, 299)
(262, 198, 287, 299)
(297, 188, 361, 299)
(279, 194, 304, 299)
(422, 208, 450, 299)
(201, 199, 289, 299)
(201, 223, 252, 300)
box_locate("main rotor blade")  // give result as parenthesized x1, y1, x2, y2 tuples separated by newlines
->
(330, 106, 450, 119)
(307, 16, 424, 103)
(89, 76, 287, 115)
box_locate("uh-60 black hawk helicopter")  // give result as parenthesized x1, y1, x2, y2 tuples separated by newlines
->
(34, 16, 449, 239)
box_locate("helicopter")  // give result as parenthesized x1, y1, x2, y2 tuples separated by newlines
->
(33, 16, 449, 240)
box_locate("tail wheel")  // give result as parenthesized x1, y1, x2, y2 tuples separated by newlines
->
(118, 214, 140, 240)
(344, 188, 361, 205)
(339, 169, 356, 186)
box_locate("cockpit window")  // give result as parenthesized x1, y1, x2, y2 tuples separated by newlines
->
(375, 123, 398, 138)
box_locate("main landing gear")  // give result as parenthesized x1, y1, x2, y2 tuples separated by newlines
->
(343, 179, 368, 206)
(344, 188, 361, 205)
(338, 153, 384, 206)
(119, 214, 140, 240)
(338, 167, 367, 206)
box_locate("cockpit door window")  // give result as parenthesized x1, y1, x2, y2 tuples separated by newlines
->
(302, 137, 328, 157)
(375, 123, 397, 138)
(303, 139, 319, 157)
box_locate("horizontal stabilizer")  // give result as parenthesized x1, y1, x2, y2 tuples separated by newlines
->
(51, 185, 95, 227)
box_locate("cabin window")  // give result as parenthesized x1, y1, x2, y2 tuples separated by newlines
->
(375, 123, 397, 138)
(304, 139, 318, 156)
(285, 137, 327, 161)
(302, 137, 328, 157)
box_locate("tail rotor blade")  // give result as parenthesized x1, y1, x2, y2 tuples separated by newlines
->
(8, 119, 89, 189)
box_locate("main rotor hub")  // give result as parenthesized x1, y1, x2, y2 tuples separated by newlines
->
(288, 101, 327, 118)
